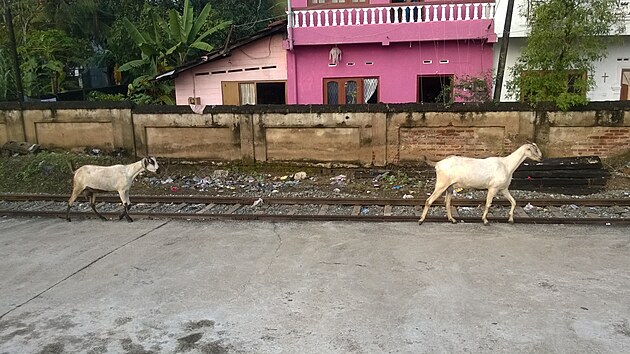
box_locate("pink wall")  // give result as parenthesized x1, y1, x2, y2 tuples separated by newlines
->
(174, 34, 287, 105)
(292, 20, 495, 45)
(288, 40, 493, 104)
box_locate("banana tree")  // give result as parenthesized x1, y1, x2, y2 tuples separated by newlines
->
(119, 0, 230, 104)
(120, 0, 230, 72)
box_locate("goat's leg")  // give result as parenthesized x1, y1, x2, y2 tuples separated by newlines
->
(118, 204, 133, 222)
(445, 186, 457, 223)
(118, 190, 133, 222)
(501, 189, 517, 223)
(419, 183, 450, 225)
(66, 185, 83, 222)
(481, 188, 498, 225)
(87, 192, 107, 221)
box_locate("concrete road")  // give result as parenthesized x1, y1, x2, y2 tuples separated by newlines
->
(0, 218, 629, 354)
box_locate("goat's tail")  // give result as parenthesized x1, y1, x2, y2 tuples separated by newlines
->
(421, 155, 437, 167)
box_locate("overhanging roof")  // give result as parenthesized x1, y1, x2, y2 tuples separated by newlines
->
(154, 20, 287, 82)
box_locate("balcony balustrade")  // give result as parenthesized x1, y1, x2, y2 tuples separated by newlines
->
(289, 2, 496, 28)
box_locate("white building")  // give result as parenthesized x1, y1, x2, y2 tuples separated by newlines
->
(493, 0, 630, 101)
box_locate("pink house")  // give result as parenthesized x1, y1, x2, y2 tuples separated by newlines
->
(158, 22, 288, 106)
(286, 0, 497, 104)
(161, 1, 496, 106)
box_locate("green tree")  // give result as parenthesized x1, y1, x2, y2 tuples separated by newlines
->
(506, 0, 625, 110)
(18, 29, 90, 96)
(0, 48, 17, 100)
(205, 0, 280, 45)
(120, 0, 230, 104)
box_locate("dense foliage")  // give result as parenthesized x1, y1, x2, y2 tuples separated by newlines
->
(506, 0, 625, 110)
(0, 0, 278, 103)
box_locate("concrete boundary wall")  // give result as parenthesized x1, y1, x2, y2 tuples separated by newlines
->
(1, 102, 629, 166)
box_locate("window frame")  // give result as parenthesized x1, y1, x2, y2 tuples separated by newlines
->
(621, 69, 630, 100)
(323, 77, 378, 104)
(518, 70, 587, 102)
(417, 75, 454, 104)
(222, 80, 287, 105)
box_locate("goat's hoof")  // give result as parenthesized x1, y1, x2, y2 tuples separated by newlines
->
(483, 220, 490, 226)
(417, 219, 424, 225)
(126, 218, 133, 223)
(508, 218, 514, 224)
(66, 218, 71, 222)
(449, 219, 457, 224)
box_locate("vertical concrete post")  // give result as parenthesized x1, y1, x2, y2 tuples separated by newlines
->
(110, 108, 135, 156)
(371, 112, 387, 166)
(5, 108, 26, 142)
(252, 113, 268, 162)
(239, 113, 255, 162)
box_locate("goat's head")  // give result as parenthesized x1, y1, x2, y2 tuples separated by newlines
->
(524, 143, 543, 162)
(142, 157, 161, 174)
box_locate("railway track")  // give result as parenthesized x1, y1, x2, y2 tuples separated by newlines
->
(1, 194, 629, 224)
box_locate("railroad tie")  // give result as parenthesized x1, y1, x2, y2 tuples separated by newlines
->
(288, 205, 299, 215)
(196, 203, 216, 214)
(583, 207, 600, 219)
(547, 206, 565, 219)
(513, 206, 529, 219)
(225, 204, 241, 214)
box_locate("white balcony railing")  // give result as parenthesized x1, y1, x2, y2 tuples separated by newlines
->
(289, 3, 495, 28)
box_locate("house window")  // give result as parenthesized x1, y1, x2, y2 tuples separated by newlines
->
(256, 82, 286, 104)
(390, 0, 423, 23)
(621, 69, 630, 100)
(519, 70, 586, 102)
(222, 81, 286, 105)
(239, 83, 256, 105)
(324, 77, 378, 104)
(418, 75, 453, 103)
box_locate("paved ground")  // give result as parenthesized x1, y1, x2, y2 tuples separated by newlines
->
(0, 217, 629, 354)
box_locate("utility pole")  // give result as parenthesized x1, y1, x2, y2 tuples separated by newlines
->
(3, 0, 24, 101)
(493, 0, 516, 102)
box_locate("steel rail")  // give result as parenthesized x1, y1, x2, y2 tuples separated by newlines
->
(0, 195, 629, 224)
(1, 194, 630, 207)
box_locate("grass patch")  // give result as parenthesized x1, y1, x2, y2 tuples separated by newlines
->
(0, 151, 131, 194)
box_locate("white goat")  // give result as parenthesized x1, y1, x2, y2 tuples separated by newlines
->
(66, 157, 160, 222)
(418, 143, 543, 225)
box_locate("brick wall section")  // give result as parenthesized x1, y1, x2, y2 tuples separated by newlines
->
(399, 127, 517, 160)
(569, 128, 630, 156)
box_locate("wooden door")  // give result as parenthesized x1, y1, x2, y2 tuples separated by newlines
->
(621, 70, 630, 101)
(221, 81, 240, 105)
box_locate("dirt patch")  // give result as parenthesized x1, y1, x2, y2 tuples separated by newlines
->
(1, 151, 629, 199)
